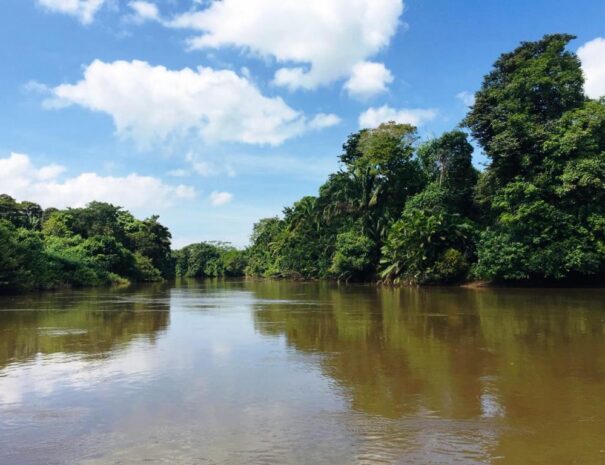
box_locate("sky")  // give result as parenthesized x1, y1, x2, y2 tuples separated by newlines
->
(1, 0, 604, 248)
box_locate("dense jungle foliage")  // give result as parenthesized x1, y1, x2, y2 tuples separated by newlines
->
(246, 34, 605, 284)
(2, 34, 604, 291)
(0, 196, 174, 291)
(0, 193, 247, 292)
(173, 242, 247, 278)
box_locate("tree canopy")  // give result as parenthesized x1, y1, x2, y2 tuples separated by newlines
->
(0, 199, 174, 292)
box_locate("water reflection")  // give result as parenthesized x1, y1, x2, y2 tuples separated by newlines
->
(249, 281, 605, 464)
(0, 280, 604, 465)
(0, 285, 170, 370)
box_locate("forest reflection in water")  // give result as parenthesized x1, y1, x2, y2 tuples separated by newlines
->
(1, 280, 604, 465)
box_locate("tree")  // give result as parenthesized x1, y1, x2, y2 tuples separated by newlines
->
(18, 201, 43, 230)
(464, 34, 605, 282)
(245, 218, 285, 277)
(0, 195, 22, 226)
(0, 199, 174, 292)
(120, 212, 174, 278)
(0, 220, 29, 290)
(380, 186, 477, 284)
(329, 228, 374, 282)
(417, 130, 478, 215)
(474, 182, 602, 281)
(341, 122, 425, 240)
(174, 241, 246, 278)
(464, 34, 584, 185)
(42, 211, 74, 237)
(69, 202, 125, 240)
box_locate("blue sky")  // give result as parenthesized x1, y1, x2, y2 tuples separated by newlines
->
(1, 0, 604, 247)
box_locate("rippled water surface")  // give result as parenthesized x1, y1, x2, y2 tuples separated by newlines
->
(1, 280, 605, 465)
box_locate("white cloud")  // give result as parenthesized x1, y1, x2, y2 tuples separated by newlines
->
(36, 0, 105, 24)
(578, 37, 605, 99)
(210, 191, 233, 206)
(167, 0, 404, 91)
(308, 113, 342, 130)
(344, 62, 393, 99)
(359, 105, 437, 128)
(0, 152, 195, 211)
(128, 1, 159, 23)
(44, 60, 339, 147)
(456, 91, 475, 107)
(22, 80, 51, 94)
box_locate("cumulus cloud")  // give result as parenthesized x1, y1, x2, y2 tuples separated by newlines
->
(210, 191, 233, 206)
(456, 91, 475, 107)
(167, 0, 404, 91)
(578, 37, 605, 99)
(0, 153, 195, 211)
(344, 62, 394, 99)
(36, 0, 105, 24)
(128, 1, 159, 24)
(359, 105, 437, 128)
(44, 60, 339, 147)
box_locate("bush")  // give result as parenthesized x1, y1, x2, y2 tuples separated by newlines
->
(329, 229, 374, 281)
(380, 190, 476, 284)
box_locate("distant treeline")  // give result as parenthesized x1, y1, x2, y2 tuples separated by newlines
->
(2, 33, 605, 291)
(245, 34, 605, 284)
(0, 195, 247, 292)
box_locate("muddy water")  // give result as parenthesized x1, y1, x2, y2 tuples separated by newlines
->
(1, 280, 604, 464)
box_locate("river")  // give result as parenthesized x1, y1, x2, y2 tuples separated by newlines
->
(1, 280, 604, 464)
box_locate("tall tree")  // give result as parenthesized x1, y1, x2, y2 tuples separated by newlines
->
(464, 34, 585, 186)
(466, 34, 605, 281)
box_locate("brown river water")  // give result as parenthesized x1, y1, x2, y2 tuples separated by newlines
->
(0, 280, 604, 465)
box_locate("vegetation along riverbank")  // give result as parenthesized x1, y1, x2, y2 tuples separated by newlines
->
(2, 33, 604, 292)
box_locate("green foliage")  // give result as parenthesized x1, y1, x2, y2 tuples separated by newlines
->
(245, 217, 287, 277)
(329, 228, 375, 282)
(474, 182, 602, 281)
(0, 195, 21, 225)
(42, 211, 74, 237)
(464, 34, 584, 184)
(245, 34, 605, 285)
(43, 234, 108, 288)
(343, 122, 425, 240)
(133, 253, 163, 282)
(380, 187, 476, 284)
(417, 130, 478, 215)
(120, 212, 174, 277)
(0, 220, 38, 290)
(244, 123, 426, 280)
(80, 235, 135, 276)
(463, 34, 605, 282)
(0, 198, 172, 292)
(0, 195, 43, 229)
(175, 241, 246, 278)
